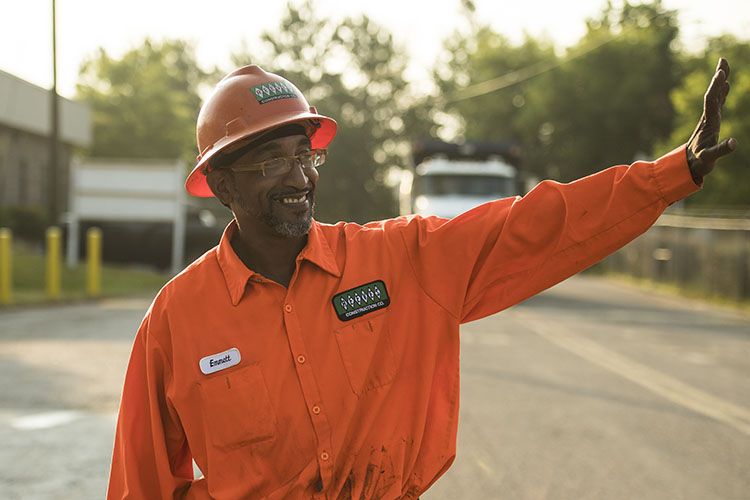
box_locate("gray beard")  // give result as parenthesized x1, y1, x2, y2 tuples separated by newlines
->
(237, 192, 314, 238)
(264, 215, 313, 238)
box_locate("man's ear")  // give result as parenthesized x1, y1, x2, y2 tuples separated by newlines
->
(206, 168, 235, 208)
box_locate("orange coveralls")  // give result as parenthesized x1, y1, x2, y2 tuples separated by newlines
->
(107, 145, 699, 499)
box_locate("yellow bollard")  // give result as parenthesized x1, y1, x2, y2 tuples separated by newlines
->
(46, 227, 61, 299)
(86, 227, 102, 298)
(0, 228, 11, 305)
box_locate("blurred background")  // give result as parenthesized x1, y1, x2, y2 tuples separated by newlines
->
(0, 1, 748, 499)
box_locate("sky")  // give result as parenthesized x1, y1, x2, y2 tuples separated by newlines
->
(2, 0, 749, 99)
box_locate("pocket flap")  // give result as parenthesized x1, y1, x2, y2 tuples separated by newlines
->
(334, 311, 396, 396)
(198, 363, 276, 449)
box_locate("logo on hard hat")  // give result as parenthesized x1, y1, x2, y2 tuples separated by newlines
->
(252, 81, 297, 104)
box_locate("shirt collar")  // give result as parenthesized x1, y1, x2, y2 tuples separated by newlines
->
(298, 219, 341, 278)
(216, 219, 341, 306)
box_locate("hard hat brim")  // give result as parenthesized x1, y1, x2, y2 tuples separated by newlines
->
(185, 111, 337, 198)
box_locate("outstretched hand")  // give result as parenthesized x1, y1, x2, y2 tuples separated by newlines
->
(686, 58, 737, 181)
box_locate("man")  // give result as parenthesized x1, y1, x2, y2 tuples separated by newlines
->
(107, 61, 735, 499)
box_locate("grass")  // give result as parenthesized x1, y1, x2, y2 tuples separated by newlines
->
(589, 269, 750, 316)
(1, 241, 171, 307)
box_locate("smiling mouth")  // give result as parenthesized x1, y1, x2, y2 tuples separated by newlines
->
(272, 191, 311, 207)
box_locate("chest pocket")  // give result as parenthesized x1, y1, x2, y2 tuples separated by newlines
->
(334, 311, 397, 396)
(198, 363, 276, 450)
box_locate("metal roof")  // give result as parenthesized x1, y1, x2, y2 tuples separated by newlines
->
(0, 69, 91, 147)
(416, 158, 517, 177)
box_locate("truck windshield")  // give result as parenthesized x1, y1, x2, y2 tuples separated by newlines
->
(415, 175, 515, 197)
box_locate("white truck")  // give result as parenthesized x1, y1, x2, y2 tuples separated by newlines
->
(399, 139, 523, 218)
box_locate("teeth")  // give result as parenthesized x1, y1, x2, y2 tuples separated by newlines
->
(280, 194, 306, 204)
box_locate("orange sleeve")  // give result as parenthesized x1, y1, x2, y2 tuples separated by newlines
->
(396, 145, 699, 323)
(106, 305, 194, 499)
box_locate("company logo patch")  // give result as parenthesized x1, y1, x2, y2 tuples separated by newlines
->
(332, 280, 390, 321)
(199, 347, 241, 375)
(251, 81, 297, 104)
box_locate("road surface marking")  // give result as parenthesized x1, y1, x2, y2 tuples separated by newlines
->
(462, 333, 510, 347)
(475, 458, 492, 475)
(11, 410, 83, 430)
(518, 313, 750, 437)
(98, 297, 151, 310)
(683, 352, 713, 365)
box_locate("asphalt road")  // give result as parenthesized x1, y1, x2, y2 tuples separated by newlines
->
(0, 276, 748, 500)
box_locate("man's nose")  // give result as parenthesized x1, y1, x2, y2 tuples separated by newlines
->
(283, 163, 315, 189)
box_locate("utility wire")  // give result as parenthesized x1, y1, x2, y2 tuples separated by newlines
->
(440, 10, 669, 105)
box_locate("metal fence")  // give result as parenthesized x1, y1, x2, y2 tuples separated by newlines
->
(594, 211, 750, 302)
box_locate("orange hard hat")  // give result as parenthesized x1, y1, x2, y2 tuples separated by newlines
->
(185, 65, 337, 197)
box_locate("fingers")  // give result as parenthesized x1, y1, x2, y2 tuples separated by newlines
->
(704, 67, 727, 114)
(717, 57, 730, 80)
(698, 137, 737, 165)
(690, 58, 733, 177)
(704, 58, 731, 116)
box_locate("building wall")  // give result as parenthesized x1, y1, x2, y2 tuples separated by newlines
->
(0, 124, 71, 213)
(0, 70, 91, 146)
(0, 70, 88, 219)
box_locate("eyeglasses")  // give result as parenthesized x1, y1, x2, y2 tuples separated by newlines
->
(229, 149, 327, 177)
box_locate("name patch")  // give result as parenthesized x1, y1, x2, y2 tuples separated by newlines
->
(199, 347, 241, 375)
(332, 280, 390, 321)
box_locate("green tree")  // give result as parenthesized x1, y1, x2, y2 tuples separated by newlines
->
(436, 1, 681, 182)
(661, 35, 750, 206)
(545, 0, 680, 181)
(434, 25, 558, 179)
(76, 39, 216, 164)
(232, 1, 434, 223)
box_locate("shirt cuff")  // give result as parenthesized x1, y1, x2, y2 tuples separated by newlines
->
(650, 144, 702, 205)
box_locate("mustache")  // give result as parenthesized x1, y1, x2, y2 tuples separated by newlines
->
(269, 188, 314, 199)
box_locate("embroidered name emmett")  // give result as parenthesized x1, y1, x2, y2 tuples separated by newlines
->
(199, 347, 241, 375)
(209, 354, 232, 367)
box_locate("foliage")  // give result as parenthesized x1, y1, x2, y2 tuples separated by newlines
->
(436, 1, 681, 182)
(3, 240, 170, 306)
(550, 1, 681, 180)
(76, 39, 218, 165)
(0, 207, 48, 242)
(71, 0, 750, 217)
(434, 26, 558, 178)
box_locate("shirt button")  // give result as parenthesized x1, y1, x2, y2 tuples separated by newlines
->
(312, 405, 321, 415)
(320, 451, 329, 461)
(284, 304, 293, 313)
(297, 355, 306, 364)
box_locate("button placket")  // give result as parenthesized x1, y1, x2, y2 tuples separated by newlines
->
(281, 294, 335, 486)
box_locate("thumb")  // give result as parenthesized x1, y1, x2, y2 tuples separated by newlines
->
(696, 137, 737, 168)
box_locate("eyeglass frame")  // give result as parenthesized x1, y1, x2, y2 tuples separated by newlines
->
(227, 148, 327, 177)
